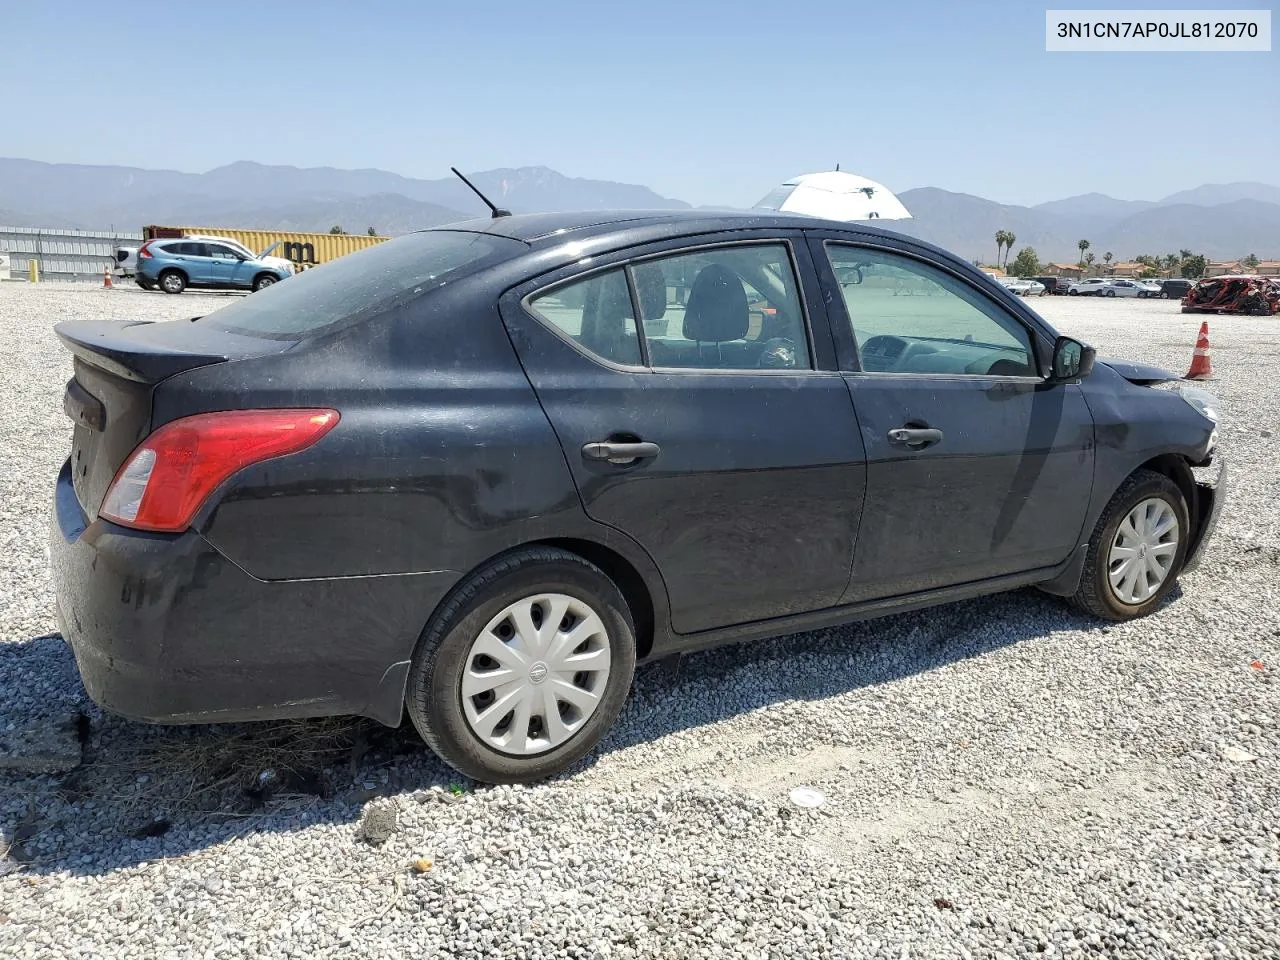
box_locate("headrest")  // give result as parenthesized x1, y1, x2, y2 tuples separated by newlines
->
(683, 264, 748, 342)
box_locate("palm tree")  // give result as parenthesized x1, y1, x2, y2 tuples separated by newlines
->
(994, 231, 1008, 268)
(1077, 239, 1091, 268)
(1085, 252, 1096, 270)
(1004, 232, 1016, 268)
(1179, 248, 1192, 260)
(1103, 252, 1113, 266)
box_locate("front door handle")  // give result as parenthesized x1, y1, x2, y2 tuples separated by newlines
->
(582, 440, 661, 464)
(888, 427, 944, 447)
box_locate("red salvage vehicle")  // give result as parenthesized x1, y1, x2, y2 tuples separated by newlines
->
(1182, 275, 1280, 316)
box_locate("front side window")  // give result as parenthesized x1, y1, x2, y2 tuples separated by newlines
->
(527, 268, 643, 366)
(826, 244, 1036, 377)
(635, 243, 810, 371)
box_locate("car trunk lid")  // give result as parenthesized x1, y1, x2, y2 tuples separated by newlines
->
(56, 318, 295, 519)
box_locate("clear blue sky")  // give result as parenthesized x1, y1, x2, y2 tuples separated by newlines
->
(6, 1, 1276, 206)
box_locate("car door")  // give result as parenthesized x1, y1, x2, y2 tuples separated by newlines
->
(206, 243, 249, 288)
(501, 234, 867, 634)
(807, 234, 1095, 603)
(174, 241, 213, 284)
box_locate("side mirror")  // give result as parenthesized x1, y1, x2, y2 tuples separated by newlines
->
(1049, 336, 1096, 382)
(838, 266, 863, 286)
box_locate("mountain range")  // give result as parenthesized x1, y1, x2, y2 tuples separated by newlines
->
(890, 183, 1280, 262)
(1, 157, 1276, 261)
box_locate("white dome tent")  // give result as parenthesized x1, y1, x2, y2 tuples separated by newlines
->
(753, 170, 912, 221)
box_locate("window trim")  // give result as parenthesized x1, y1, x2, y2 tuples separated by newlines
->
(821, 239, 1047, 381)
(524, 263, 649, 372)
(520, 238, 821, 377)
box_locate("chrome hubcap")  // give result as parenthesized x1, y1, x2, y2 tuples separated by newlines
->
(461, 593, 611, 756)
(1108, 497, 1179, 605)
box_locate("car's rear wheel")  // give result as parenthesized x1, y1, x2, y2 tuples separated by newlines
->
(1071, 469, 1190, 621)
(158, 270, 186, 295)
(405, 547, 637, 784)
(252, 274, 277, 292)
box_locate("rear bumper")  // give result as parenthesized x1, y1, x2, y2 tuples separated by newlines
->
(1182, 458, 1226, 574)
(50, 460, 457, 726)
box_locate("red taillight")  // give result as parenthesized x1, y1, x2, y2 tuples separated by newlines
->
(138, 242, 154, 259)
(99, 409, 339, 533)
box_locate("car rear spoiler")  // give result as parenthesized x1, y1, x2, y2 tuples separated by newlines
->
(55, 319, 230, 384)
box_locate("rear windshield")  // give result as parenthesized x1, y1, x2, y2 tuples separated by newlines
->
(199, 230, 525, 339)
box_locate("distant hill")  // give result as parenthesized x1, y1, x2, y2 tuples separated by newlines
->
(1032, 192, 1156, 227)
(175, 193, 468, 235)
(1095, 200, 1280, 258)
(0, 157, 1276, 258)
(0, 158, 688, 234)
(892, 186, 1280, 261)
(1159, 181, 1280, 207)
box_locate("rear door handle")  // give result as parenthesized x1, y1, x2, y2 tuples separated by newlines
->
(888, 427, 944, 447)
(582, 441, 661, 464)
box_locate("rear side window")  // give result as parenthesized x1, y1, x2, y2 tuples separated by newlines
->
(200, 230, 525, 339)
(528, 269, 643, 366)
(637, 244, 810, 370)
(524, 241, 813, 372)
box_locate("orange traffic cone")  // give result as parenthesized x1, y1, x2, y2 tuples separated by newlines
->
(102, 267, 113, 289)
(1184, 321, 1212, 380)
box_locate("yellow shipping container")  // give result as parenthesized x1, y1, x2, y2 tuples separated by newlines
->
(141, 225, 388, 268)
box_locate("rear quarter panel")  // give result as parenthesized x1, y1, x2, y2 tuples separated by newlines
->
(154, 281, 590, 582)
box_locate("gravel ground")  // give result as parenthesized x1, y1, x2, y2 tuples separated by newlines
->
(1, 283, 1277, 959)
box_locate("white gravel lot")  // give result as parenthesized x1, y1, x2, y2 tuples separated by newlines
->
(1, 283, 1278, 959)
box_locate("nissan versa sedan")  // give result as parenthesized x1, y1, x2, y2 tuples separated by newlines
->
(50, 211, 1225, 784)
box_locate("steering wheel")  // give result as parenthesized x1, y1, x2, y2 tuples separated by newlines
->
(757, 338, 799, 369)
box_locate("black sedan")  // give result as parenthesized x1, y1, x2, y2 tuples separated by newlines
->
(50, 211, 1225, 784)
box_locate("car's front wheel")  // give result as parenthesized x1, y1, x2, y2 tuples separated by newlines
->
(252, 274, 277, 292)
(405, 547, 637, 783)
(1071, 469, 1190, 621)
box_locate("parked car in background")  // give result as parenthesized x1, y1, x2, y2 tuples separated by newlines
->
(183, 235, 296, 272)
(113, 247, 137, 279)
(1068, 278, 1109, 296)
(1160, 279, 1195, 299)
(997, 277, 1045, 297)
(1033, 276, 1069, 295)
(1133, 280, 1162, 298)
(50, 210, 1224, 784)
(1098, 279, 1144, 298)
(135, 238, 295, 294)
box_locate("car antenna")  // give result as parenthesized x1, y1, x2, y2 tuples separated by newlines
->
(450, 167, 511, 219)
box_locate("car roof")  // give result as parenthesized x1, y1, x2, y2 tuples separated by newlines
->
(427, 209, 914, 245)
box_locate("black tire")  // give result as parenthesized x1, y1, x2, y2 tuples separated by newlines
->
(1106, 290, 1117, 297)
(1071, 469, 1190, 621)
(405, 547, 637, 784)
(158, 270, 186, 295)
(1068, 289, 1078, 296)
(252, 273, 277, 292)
(135, 279, 155, 291)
